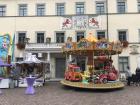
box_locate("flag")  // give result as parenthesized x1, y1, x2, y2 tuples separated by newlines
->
(11, 34, 15, 62)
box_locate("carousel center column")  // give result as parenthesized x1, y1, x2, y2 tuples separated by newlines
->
(87, 51, 94, 74)
(69, 54, 72, 62)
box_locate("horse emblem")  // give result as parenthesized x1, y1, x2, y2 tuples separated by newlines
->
(62, 18, 72, 28)
(89, 17, 99, 27)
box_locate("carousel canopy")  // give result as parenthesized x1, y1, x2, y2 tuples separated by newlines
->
(0, 58, 12, 67)
(62, 38, 123, 56)
(86, 34, 98, 42)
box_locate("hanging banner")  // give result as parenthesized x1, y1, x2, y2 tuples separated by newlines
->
(72, 16, 88, 30)
(88, 16, 100, 28)
(0, 34, 11, 59)
(61, 17, 72, 30)
(61, 16, 101, 30)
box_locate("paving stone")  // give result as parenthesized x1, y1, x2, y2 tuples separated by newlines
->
(0, 82, 139, 105)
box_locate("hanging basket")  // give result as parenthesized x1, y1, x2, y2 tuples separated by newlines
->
(16, 43, 25, 50)
(121, 41, 129, 48)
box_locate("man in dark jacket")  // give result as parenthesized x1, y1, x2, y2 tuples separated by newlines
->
(135, 67, 140, 83)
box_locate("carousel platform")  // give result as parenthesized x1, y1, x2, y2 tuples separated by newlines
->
(60, 80, 125, 90)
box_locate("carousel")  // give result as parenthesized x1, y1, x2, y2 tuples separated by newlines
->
(60, 35, 125, 89)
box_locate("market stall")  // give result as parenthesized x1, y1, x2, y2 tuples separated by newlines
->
(0, 58, 12, 88)
(16, 53, 47, 87)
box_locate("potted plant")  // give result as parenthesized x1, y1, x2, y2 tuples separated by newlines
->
(16, 43, 25, 50)
(121, 40, 129, 48)
(46, 37, 51, 43)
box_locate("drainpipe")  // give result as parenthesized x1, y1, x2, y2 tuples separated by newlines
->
(106, 0, 109, 40)
(69, 54, 72, 62)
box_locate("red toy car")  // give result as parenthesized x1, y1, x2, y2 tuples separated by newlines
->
(93, 73, 108, 84)
(65, 64, 82, 81)
(93, 68, 119, 84)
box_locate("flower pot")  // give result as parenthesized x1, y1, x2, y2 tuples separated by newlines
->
(16, 43, 25, 50)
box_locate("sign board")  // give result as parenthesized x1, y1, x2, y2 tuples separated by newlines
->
(130, 45, 139, 54)
(72, 16, 88, 30)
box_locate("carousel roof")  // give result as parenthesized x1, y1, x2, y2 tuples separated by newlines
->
(62, 38, 123, 56)
(86, 34, 98, 42)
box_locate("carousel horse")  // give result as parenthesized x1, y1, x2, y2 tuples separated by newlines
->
(81, 70, 90, 84)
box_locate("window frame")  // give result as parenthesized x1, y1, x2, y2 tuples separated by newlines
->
(36, 32, 45, 43)
(118, 30, 128, 41)
(76, 31, 85, 42)
(55, 32, 65, 43)
(0, 5, 6, 16)
(16, 57, 23, 62)
(96, 1, 105, 14)
(36, 3, 45, 16)
(117, 0, 126, 13)
(56, 3, 65, 16)
(137, 0, 140, 12)
(96, 30, 106, 40)
(17, 32, 26, 43)
(118, 56, 129, 73)
(75, 2, 85, 15)
(18, 4, 27, 16)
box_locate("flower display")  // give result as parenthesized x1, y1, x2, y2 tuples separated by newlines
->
(16, 43, 25, 50)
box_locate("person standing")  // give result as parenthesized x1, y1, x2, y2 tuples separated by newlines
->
(15, 64, 21, 87)
(125, 66, 132, 86)
(135, 67, 140, 84)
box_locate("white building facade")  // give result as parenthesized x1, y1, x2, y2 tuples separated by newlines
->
(0, 0, 140, 79)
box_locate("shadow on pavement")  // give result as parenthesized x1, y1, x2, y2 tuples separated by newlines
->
(61, 85, 125, 93)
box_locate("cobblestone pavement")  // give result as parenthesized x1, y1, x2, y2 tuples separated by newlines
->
(0, 82, 139, 105)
